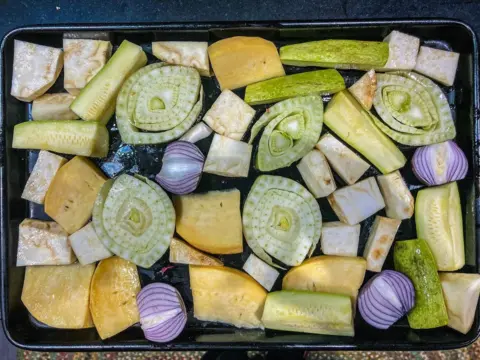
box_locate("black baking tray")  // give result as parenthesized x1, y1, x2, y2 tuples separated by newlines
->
(0, 19, 479, 352)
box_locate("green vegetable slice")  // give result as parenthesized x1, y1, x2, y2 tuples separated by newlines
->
(116, 63, 203, 145)
(372, 72, 456, 146)
(92, 174, 175, 268)
(243, 175, 322, 268)
(249, 96, 323, 172)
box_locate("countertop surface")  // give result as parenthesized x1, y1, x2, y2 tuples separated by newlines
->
(0, 0, 480, 38)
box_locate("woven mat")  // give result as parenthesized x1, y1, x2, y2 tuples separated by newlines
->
(17, 339, 480, 360)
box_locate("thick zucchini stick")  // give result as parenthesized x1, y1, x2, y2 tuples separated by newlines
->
(31, 93, 79, 120)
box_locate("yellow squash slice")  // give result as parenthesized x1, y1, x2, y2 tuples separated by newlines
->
(90, 256, 141, 340)
(21, 263, 95, 329)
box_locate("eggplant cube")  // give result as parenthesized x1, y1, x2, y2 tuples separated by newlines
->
(152, 41, 210, 76)
(380, 31, 420, 71)
(11, 40, 63, 102)
(243, 253, 280, 291)
(297, 149, 336, 198)
(328, 177, 385, 225)
(17, 219, 76, 266)
(321, 222, 360, 257)
(204, 134, 252, 177)
(414, 46, 459, 86)
(203, 89, 256, 141)
(377, 171, 414, 220)
(68, 222, 112, 265)
(32, 93, 79, 121)
(363, 215, 401, 272)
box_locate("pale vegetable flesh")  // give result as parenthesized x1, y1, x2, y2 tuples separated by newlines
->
(31, 93, 79, 120)
(376, 171, 414, 220)
(297, 149, 336, 198)
(152, 41, 210, 76)
(321, 222, 360, 257)
(203, 134, 252, 177)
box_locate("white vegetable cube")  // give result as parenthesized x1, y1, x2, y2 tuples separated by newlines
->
(363, 216, 401, 272)
(68, 222, 112, 265)
(64, 39, 112, 95)
(203, 90, 256, 141)
(152, 41, 210, 77)
(380, 31, 420, 71)
(348, 69, 376, 110)
(242, 253, 279, 291)
(17, 219, 76, 266)
(31, 93, 79, 120)
(414, 46, 459, 86)
(21, 150, 67, 204)
(377, 171, 414, 220)
(321, 222, 360, 257)
(204, 134, 252, 177)
(328, 177, 385, 225)
(316, 134, 370, 185)
(11, 40, 63, 102)
(297, 149, 336, 198)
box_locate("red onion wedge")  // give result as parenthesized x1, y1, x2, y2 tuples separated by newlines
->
(412, 140, 468, 186)
(156, 141, 205, 195)
(358, 270, 415, 330)
(137, 283, 187, 343)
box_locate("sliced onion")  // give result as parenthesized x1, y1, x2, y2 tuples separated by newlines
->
(412, 140, 468, 186)
(358, 270, 415, 330)
(156, 141, 205, 195)
(137, 283, 187, 343)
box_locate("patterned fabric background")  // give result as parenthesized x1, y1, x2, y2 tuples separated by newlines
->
(18, 338, 480, 360)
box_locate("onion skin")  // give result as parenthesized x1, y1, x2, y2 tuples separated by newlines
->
(358, 270, 415, 330)
(136, 283, 187, 343)
(156, 141, 205, 195)
(412, 141, 468, 186)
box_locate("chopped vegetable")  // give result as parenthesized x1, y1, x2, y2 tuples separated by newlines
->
(189, 265, 267, 329)
(169, 237, 223, 266)
(363, 216, 401, 272)
(244, 69, 345, 105)
(242, 253, 280, 291)
(412, 141, 468, 186)
(394, 239, 448, 329)
(379, 31, 420, 71)
(415, 182, 464, 271)
(92, 175, 175, 268)
(358, 270, 415, 329)
(203, 89, 256, 140)
(414, 46, 459, 86)
(371, 72, 456, 146)
(156, 141, 205, 195)
(248, 95, 323, 172)
(21, 150, 67, 204)
(203, 134, 252, 177)
(63, 39, 112, 95)
(90, 256, 141, 339)
(21, 264, 95, 329)
(208, 36, 285, 90)
(174, 189, 243, 254)
(328, 177, 385, 225)
(243, 175, 322, 267)
(137, 283, 187, 342)
(297, 149, 336, 198)
(376, 171, 414, 220)
(16, 219, 76, 266)
(315, 134, 370, 185)
(152, 41, 210, 76)
(321, 222, 360, 257)
(179, 122, 212, 143)
(11, 40, 63, 102)
(282, 256, 366, 299)
(71, 40, 147, 123)
(262, 291, 354, 336)
(31, 93, 79, 120)
(12, 120, 110, 158)
(440, 273, 480, 334)
(279, 39, 389, 69)
(324, 90, 406, 174)
(68, 222, 112, 265)
(45, 156, 107, 234)
(116, 63, 203, 145)
(348, 70, 376, 110)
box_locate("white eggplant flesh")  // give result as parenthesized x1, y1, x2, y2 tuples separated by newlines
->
(363, 215, 401, 272)
(328, 177, 385, 225)
(348, 70, 377, 110)
(68, 222, 112, 265)
(203, 134, 252, 177)
(243, 253, 280, 291)
(321, 222, 360, 257)
(152, 41, 210, 76)
(179, 122, 213, 143)
(31, 93, 79, 120)
(379, 31, 420, 71)
(376, 170, 414, 220)
(297, 149, 336, 198)
(414, 46, 459, 86)
(316, 134, 370, 185)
